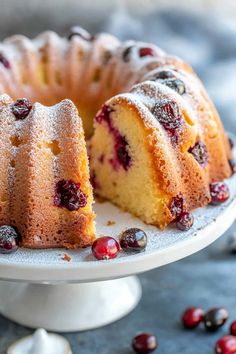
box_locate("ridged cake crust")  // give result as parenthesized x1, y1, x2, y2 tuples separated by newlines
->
(0, 28, 233, 243)
(0, 95, 95, 248)
(89, 48, 232, 228)
(89, 87, 231, 227)
(0, 31, 170, 137)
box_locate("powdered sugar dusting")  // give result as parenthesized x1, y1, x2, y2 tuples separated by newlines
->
(0, 29, 233, 271)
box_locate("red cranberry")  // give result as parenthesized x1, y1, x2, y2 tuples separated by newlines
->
(132, 333, 157, 354)
(96, 105, 131, 171)
(115, 135, 131, 170)
(109, 133, 132, 171)
(182, 307, 204, 329)
(176, 212, 194, 231)
(204, 307, 229, 332)
(152, 99, 183, 142)
(215, 336, 236, 354)
(0, 53, 10, 69)
(170, 196, 185, 220)
(230, 321, 236, 336)
(92, 236, 120, 260)
(119, 228, 147, 252)
(54, 179, 87, 211)
(0, 226, 20, 254)
(68, 26, 94, 41)
(139, 47, 155, 58)
(122, 46, 134, 62)
(189, 141, 209, 167)
(210, 182, 230, 205)
(229, 159, 236, 174)
(11, 98, 32, 120)
(96, 104, 113, 125)
(161, 78, 186, 95)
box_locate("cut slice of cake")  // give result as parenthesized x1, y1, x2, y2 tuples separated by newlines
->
(89, 84, 232, 228)
(0, 94, 95, 248)
(89, 95, 184, 229)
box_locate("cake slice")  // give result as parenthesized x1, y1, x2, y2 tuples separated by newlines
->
(0, 94, 95, 248)
(89, 84, 232, 228)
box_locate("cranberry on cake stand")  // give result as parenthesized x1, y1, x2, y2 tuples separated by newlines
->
(0, 173, 235, 332)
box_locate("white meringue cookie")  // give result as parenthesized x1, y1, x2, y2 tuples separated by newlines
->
(7, 328, 72, 354)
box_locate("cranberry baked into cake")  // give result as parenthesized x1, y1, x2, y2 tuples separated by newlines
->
(0, 27, 233, 248)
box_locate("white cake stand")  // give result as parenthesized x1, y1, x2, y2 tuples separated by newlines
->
(0, 174, 235, 332)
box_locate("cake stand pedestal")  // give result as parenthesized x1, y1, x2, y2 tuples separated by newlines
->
(0, 175, 235, 332)
(0, 277, 141, 332)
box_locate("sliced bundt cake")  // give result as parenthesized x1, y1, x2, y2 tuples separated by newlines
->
(0, 27, 233, 247)
(0, 95, 95, 248)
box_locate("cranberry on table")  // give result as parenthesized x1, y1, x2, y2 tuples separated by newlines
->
(119, 228, 147, 252)
(11, 98, 32, 120)
(132, 333, 157, 354)
(230, 321, 236, 336)
(215, 336, 236, 354)
(0, 225, 20, 254)
(176, 211, 194, 231)
(182, 307, 204, 329)
(204, 307, 229, 332)
(92, 236, 120, 260)
(210, 182, 230, 205)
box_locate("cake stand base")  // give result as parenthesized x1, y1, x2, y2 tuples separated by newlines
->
(0, 276, 141, 332)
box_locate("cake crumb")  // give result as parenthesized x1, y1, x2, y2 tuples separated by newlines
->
(62, 253, 71, 262)
(106, 220, 116, 226)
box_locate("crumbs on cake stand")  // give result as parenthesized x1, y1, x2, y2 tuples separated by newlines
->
(61, 253, 71, 262)
(106, 220, 116, 226)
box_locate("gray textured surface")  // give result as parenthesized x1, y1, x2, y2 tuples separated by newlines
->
(0, 2, 236, 353)
(1, 232, 236, 354)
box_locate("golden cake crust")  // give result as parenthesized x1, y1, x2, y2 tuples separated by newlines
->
(0, 95, 95, 248)
(89, 53, 232, 228)
(0, 28, 233, 243)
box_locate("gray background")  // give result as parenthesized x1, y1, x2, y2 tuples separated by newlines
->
(0, 1, 236, 353)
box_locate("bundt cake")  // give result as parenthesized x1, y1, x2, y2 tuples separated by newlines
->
(0, 26, 233, 248)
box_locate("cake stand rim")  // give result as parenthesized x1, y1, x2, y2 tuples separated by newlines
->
(0, 190, 235, 284)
